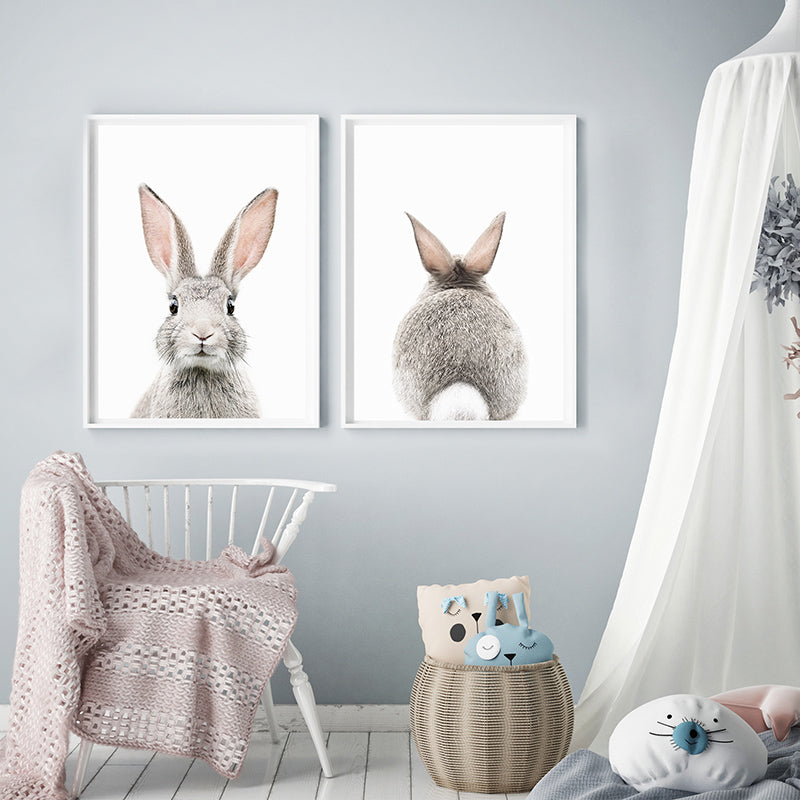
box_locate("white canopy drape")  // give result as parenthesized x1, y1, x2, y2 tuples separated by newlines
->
(573, 52, 800, 755)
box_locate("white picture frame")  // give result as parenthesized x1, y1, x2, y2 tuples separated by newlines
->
(84, 114, 320, 428)
(341, 114, 577, 428)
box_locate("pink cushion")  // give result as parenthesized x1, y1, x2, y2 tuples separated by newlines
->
(710, 685, 800, 741)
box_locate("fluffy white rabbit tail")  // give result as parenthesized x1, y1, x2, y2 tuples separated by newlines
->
(429, 382, 489, 421)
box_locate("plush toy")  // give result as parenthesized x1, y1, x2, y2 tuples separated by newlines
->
(608, 694, 768, 793)
(711, 685, 800, 741)
(463, 590, 554, 666)
(417, 576, 530, 664)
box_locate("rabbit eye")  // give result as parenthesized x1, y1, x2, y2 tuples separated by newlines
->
(169, 295, 178, 315)
(227, 296, 235, 315)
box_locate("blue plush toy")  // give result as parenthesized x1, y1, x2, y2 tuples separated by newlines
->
(464, 590, 554, 666)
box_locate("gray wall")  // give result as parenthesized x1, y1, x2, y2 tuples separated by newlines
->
(0, 0, 780, 705)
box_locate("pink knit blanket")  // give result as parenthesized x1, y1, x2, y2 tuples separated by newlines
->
(0, 453, 297, 799)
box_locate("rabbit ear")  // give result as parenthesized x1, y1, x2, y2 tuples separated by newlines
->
(406, 213, 455, 278)
(484, 591, 499, 627)
(210, 188, 278, 293)
(512, 592, 529, 629)
(464, 212, 506, 275)
(138, 184, 197, 291)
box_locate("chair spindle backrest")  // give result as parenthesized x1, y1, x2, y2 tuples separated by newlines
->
(97, 479, 336, 563)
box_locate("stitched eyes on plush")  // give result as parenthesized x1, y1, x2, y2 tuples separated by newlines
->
(445, 606, 461, 617)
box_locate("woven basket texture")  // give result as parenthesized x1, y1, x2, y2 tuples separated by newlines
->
(410, 655, 574, 793)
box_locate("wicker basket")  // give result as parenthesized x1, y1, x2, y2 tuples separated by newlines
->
(410, 655, 574, 794)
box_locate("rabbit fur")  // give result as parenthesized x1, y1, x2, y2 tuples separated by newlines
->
(132, 184, 277, 419)
(392, 212, 528, 421)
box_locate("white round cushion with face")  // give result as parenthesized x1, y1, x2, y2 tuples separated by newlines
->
(608, 694, 768, 793)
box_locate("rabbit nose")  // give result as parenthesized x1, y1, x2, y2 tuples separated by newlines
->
(192, 325, 215, 342)
(191, 320, 215, 341)
(472, 612, 481, 622)
(504, 653, 516, 664)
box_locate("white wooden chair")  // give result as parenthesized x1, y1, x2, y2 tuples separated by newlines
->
(70, 478, 336, 798)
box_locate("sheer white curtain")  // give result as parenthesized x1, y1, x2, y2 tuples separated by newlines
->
(573, 53, 800, 755)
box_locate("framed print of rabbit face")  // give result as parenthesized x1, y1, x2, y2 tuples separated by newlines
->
(342, 115, 576, 428)
(84, 115, 319, 428)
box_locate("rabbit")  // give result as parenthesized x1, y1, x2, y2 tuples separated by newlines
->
(392, 212, 528, 421)
(131, 184, 278, 419)
(463, 590, 554, 666)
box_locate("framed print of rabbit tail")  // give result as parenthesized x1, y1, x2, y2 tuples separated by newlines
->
(341, 114, 576, 428)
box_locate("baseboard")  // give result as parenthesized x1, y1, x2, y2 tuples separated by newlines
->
(262, 704, 411, 732)
(0, 704, 410, 735)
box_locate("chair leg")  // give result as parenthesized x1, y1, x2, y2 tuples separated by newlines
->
(70, 738, 93, 798)
(261, 679, 281, 744)
(283, 639, 334, 778)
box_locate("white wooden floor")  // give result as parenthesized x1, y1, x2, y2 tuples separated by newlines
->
(1, 706, 530, 800)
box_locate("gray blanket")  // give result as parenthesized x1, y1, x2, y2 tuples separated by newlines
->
(528, 728, 800, 799)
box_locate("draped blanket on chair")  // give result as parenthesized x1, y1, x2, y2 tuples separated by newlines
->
(0, 452, 297, 800)
(573, 53, 800, 756)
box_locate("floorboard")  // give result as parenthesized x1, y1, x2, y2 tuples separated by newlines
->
(106, 746, 155, 767)
(267, 733, 322, 800)
(80, 765, 150, 800)
(173, 756, 228, 800)
(364, 732, 411, 800)
(124, 752, 192, 800)
(66, 743, 119, 795)
(0, 706, 527, 800)
(316, 732, 368, 800)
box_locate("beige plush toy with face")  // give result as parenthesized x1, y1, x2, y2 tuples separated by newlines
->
(417, 576, 531, 664)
